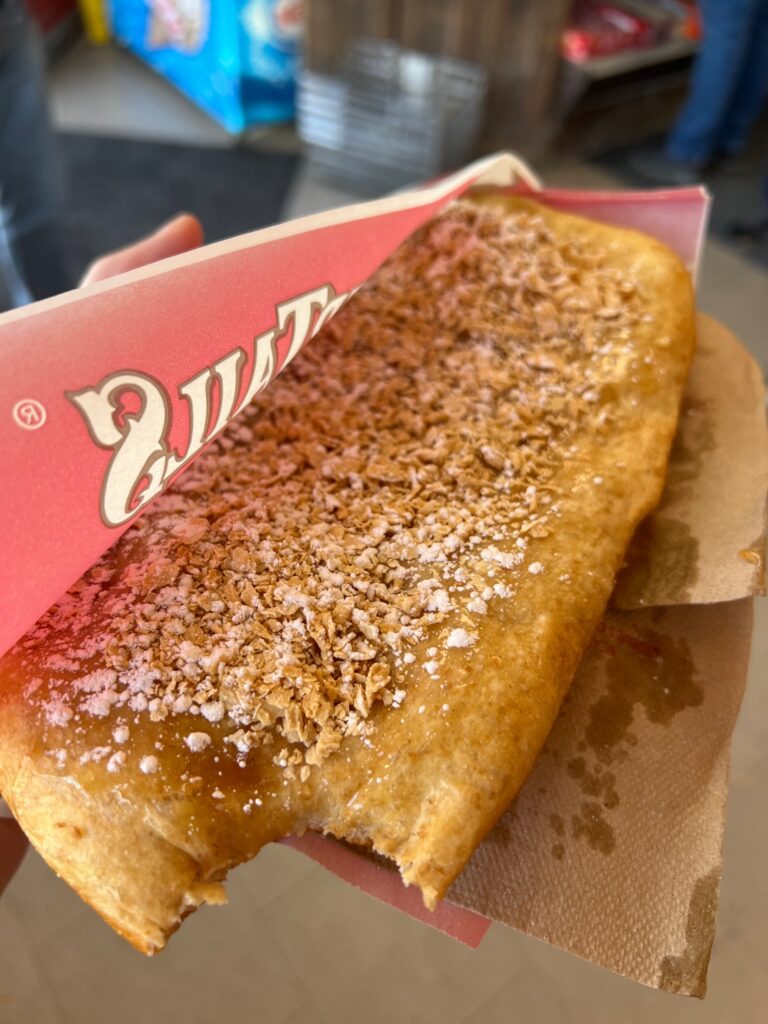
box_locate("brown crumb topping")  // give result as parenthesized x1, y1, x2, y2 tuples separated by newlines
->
(19, 199, 645, 781)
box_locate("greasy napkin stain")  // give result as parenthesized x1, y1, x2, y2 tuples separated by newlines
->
(585, 616, 703, 763)
(548, 610, 703, 860)
(658, 867, 722, 997)
(739, 532, 767, 592)
(566, 758, 619, 855)
(571, 800, 616, 855)
(550, 812, 566, 859)
(566, 756, 619, 807)
(616, 516, 700, 606)
(614, 389, 714, 607)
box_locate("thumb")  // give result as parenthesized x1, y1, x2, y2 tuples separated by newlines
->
(0, 818, 27, 896)
(80, 213, 204, 286)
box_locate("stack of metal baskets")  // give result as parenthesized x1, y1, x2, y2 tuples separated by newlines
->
(297, 40, 488, 194)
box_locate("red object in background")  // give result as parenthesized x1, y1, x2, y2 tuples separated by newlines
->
(24, 0, 77, 33)
(562, 1, 657, 62)
(676, 0, 702, 39)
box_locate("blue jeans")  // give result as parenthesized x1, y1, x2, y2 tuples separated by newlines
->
(0, 0, 71, 303)
(667, 0, 768, 163)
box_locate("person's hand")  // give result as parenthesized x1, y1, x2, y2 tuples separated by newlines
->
(0, 213, 204, 897)
(80, 212, 204, 285)
(0, 804, 27, 896)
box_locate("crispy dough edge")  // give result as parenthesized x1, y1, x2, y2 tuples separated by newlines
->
(0, 757, 229, 954)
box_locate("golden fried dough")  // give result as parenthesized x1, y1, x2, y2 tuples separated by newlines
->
(0, 196, 695, 952)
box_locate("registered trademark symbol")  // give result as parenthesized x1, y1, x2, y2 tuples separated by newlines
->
(12, 398, 47, 430)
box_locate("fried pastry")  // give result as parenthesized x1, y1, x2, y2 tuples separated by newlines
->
(0, 196, 695, 952)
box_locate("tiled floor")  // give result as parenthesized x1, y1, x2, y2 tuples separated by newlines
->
(2, 40, 766, 1024)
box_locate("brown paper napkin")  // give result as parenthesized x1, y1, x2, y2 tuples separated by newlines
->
(615, 315, 767, 608)
(449, 598, 752, 996)
(446, 315, 767, 996)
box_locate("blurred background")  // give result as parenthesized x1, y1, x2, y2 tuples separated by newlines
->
(1, 3, 767, 1022)
(3, 0, 768, 309)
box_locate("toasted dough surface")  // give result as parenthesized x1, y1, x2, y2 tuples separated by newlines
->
(0, 196, 695, 953)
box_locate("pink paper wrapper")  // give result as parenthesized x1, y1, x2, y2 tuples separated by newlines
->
(0, 154, 538, 659)
(281, 835, 491, 949)
(0, 154, 705, 661)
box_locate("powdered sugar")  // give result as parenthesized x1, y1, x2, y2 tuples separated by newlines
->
(185, 732, 212, 753)
(107, 751, 126, 773)
(43, 699, 73, 727)
(446, 628, 477, 649)
(427, 589, 452, 613)
(481, 546, 523, 570)
(200, 701, 225, 724)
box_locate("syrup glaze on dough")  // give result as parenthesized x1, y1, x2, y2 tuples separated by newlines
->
(0, 196, 695, 952)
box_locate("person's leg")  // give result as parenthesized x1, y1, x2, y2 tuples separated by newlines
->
(0, 0, 73, 303)
(666, 0, 762, 165)
(715, 0, 768, 156)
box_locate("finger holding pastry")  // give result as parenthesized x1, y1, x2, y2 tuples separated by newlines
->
(0, 802, 27, 897)
(79, 213, 204, 286)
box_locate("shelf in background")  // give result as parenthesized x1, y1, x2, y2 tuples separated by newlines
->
(565, 37, 697, 80)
